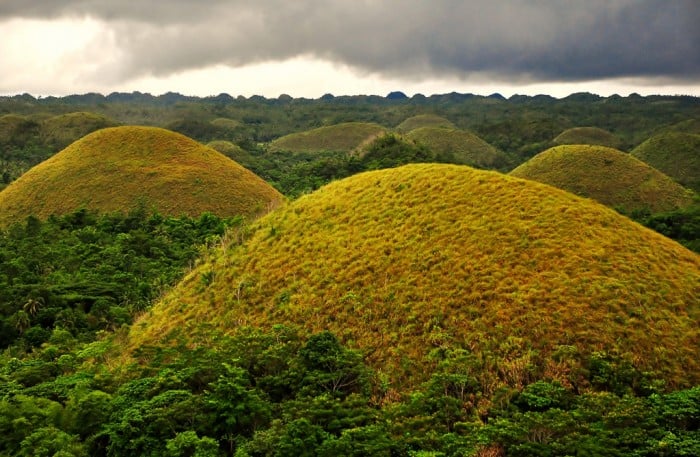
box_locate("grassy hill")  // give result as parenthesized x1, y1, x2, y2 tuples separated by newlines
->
(39, 111, 118, 150)
(0, 126, 284, 226)
(128, 164, 700, 390)
(553, 127, 622, 149)
(631, 132, 700, 192)
(268, 122, 387, 153)
(396, 114, 455, 132)
(510, 145, 694, 214)
(406, 126, 511, 169)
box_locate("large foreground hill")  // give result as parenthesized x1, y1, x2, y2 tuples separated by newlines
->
(0, 126, 283, 225)
(129, 164, 700, 389)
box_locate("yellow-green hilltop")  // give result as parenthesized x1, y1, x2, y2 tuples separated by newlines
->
(268, 122, 387, 153)
(0, 126, 284, 226)
(510, 144, 694, 214)
(129, 164, 700, 390)
(395, 114, 456, 133)
(553, 127, 623, 149)
(407, 126, 511, 169)
(631, 132, 700, 193)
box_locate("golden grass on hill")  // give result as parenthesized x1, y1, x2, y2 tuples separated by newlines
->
(210, 118, 241, 130)
(631, 132, 700, 193)
(396, 114, 455, 133)
(406, 126, 510, 169)
(553, 127, 622, 149)
(128, 164, 700, 390)
(510, 145, 694, 214)
(0, 126, 284, 226)
(39, 111, 118, 149)
(268, 122, 387, 153)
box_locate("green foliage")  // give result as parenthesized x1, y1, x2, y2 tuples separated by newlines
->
(0, 207, 240, 349)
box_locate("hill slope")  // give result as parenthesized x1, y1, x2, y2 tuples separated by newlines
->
(631, 132, 700, 192)
(510, 145, 693, 214)
(129, 164, 700, 389)
(553, 126, 622, 149)
(407, 126, 511, 169)
(396, 114, 455, 132)
(268, 122, 387, 153)
(0, 126, 283, 225)
(39, 111, 118, 150)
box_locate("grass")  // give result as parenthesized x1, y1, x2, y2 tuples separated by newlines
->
(395, 114, 455, 133)
(510, 145, 694, 214)
(268, 122, 387, 153)
(0, 126, 284, 226)
(406, 126, 511, 170)
(127, 163, 700, 391)
(553, 127, 622, 149)
(631, 132, 700, 192)
(39, 111, 118, 150)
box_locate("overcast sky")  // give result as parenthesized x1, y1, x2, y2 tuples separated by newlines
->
(1, 0, 698, 98)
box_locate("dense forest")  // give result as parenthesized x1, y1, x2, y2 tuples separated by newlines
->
(0, 92, 698, 455)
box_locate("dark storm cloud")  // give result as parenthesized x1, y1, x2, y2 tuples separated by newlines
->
(3, 0, 699, 83)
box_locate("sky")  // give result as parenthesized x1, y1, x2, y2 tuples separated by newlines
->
(1, 0, 698, 99)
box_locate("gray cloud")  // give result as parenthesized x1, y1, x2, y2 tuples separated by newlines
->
(3, 0, 699, 84)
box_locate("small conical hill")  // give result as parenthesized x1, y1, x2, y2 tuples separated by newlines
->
(39, 111, 118, 150)
(0, 126, 283, 225)
(396, 114, 455, 132)
(631, 132, 700, 192)
(129, 164, 700, 389)
(510, 145, 693, 214)
(553, 127, 622, 149)
(407, 126, 510, 169)
(269, 122, 387, 153)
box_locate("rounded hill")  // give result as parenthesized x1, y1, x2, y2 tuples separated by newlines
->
(631, 132, 700, 192)
(0, 126, 283, 225)
(129, 164, 700, 389)
(396, 114, 455, 132)
(39, 111, 118, 150)
(269, 122, 387, 153)
(510, 145, 693, 214)
(407, 126, 511, 169)
(553, 127, 622, 149)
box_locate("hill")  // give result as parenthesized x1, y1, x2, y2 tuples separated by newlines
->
(128, 164, 700, 389)
(39, 111, 118, 150)
(553, 126, 622, 149)
(395, 114, 455, 132)
(268, 122, 387, 153)
(406, 126, 511, 169)
(510, 145, 694, 214)
(0, 126, 283, 226)
(631, 132, 700, 192)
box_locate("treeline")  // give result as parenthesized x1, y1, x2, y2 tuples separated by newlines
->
(1, 326, 698, 456)
(0, 208, 240, 351)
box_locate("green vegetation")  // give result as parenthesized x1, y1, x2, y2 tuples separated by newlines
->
(631, 132, 700, 192)
(268, 122, 387, 153)
(0, 126, 284, 226)
(4, 326, 698, 456)
(406, 127, 512, 170)
(395, 114, 455, 132)
(510, 145, 694, 214)
(552, 126, 623, 149)
(130, 164, 700, 390)
(0, 207, 239, 350)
